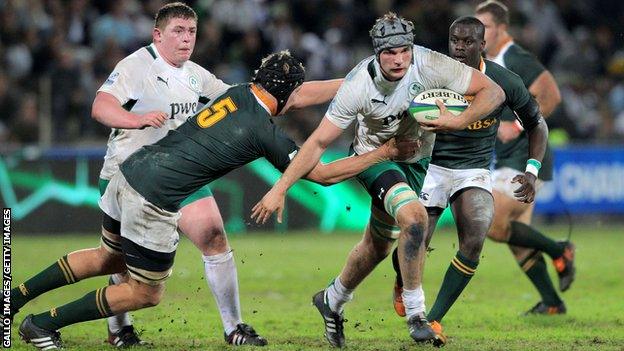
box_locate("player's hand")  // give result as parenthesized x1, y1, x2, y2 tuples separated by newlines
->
(512, 172, 537, 203)
(390, 137, 421, 161)
(137, 111, 168, 129)
(251, 189, 286, 224)
(497, 121, 522, 143)
(418, 100, 460, 132)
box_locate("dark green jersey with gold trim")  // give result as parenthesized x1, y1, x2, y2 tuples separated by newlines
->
(493, 43, 553, 181)
(431, 60, 535, 169)
(121, 84, 298, 211)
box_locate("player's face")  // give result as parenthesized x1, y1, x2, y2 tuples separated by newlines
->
(475, 12, 499, 54)
(378, 45, 412, 81)
(153, 17, 197, 67)
(449, 25, 484, 69)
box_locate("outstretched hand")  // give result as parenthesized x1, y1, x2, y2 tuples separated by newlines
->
(512, 172, 537, 203)
(251, 188, 286, 224)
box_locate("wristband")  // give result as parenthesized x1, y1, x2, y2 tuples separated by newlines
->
(525, 158, 541, 177)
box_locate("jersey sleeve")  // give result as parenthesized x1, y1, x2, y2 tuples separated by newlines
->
(325, 65, 366, 129)
(504, 47, 545, 87)
(199, 68, 231, 104)
(258, 122, 299, 172)
(98, 56, 145, 105)
(417, 49, 473, 94)
(499, 65, 531, 112)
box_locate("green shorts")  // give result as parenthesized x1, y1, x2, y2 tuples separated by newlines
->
(99, 177, 213, 207)
(355, 157, 430, 214)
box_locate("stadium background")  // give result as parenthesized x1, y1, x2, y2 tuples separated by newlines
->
(2, 1, 624, 350)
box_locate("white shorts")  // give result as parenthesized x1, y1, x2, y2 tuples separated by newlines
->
(492, 167, 544, 198)
(419, 164, 492, 209)
(99, 172, 181, 254)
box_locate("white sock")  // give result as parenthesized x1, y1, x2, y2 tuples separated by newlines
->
(402, 285, 426, 320)
(203, 250, 241, 335)
(325, 276, 354, 314)
(107, 273, 132, 334)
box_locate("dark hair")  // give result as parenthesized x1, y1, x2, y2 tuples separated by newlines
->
(154, 2, 197, 29)
(252, 51, 305, 114)
(476, 0, 509, 25)
(450, 16, 485, 40)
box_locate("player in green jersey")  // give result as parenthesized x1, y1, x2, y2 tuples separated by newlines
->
(476, 0, 575, 315)
(12, 51, 416, 350)
(390, 16, 549, 346)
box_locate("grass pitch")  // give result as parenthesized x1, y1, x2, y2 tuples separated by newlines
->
(9, 224, 624, 350)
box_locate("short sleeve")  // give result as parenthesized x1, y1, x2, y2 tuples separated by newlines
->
(501, 66, 531, 112)
(417, 48, 473, 94)
(325, 65, 367, 129)
(199, 68, 231, 104)
(98, 57, 144, 105)
(258, 122, 299, 172)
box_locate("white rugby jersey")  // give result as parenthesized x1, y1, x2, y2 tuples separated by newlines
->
(326, 45, 473, 163)
(98, 43, 230, 180)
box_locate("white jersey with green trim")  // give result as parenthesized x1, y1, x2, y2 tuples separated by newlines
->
(326, 45, 473, 164)
(98, 43, 230, 180)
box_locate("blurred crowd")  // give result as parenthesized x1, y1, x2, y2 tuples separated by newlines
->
(0, 0, 623, 146)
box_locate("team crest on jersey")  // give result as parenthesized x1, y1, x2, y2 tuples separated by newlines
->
(189, 75, 200, 92)
(409, 82, 424, 96)
(104, 72, 120, 86)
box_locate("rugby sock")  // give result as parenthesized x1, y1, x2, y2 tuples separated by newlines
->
(519, 250, 562, 306)
(508, 221, 564, 259)
(32, 287, 114, 331)
(326, 277, 353, 314)
(402, 285, 426, 319)
(203, 250, 241, 335)
(427, 251, 478, 322)
(11, 255, 78, 312)
(107, 273, 132, 334)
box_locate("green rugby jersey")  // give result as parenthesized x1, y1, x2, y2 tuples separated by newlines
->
(121, 84, 298, 212)
(431, 59, 535, 169)
(492, 42, 553, 181)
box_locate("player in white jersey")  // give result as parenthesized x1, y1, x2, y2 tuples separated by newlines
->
(251, 12, 504, 347)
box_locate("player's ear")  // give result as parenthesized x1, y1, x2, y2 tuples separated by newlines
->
(153, 27, 162, 43)
(480, 40, 486, 52)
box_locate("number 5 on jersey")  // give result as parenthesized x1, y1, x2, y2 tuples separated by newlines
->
(197, 97, 238, 128)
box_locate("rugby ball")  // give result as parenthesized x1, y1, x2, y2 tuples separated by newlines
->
(408, 88, 469, 124)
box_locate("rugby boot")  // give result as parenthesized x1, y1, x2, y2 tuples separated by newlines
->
(552, 241, 575, 292)
(225, 323, 268, 346)
(524, 301, 567, 315)
(19, 314, 63, 350)
(108, 325, 150, 348)
(407, 312, 435, 343)
(312, 290, 345, 348)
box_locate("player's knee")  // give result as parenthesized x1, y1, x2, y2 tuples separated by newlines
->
(132, 283, 164, 308)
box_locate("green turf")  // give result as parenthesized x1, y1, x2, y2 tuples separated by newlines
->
(8, 224, 624, 350)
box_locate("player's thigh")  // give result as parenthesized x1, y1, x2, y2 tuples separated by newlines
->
(489, 168, 531, 241)
(450, 187, 494, 237)
(178, 185, 228, 254)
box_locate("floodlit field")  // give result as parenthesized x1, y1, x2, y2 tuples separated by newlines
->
(9, 224, 624, 350)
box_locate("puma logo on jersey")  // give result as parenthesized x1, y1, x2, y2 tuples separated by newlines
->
(378, 187, 385, 200)
(157, 76, 169, 87)
(371, 95, 387, 105)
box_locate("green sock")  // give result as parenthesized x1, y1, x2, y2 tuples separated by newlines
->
(31, 287, 114, 331)
(519, 250, 562, 306)
(11, 255, 78, 312)
(508, 221, 564, 259)
(427, 251, 478, 322)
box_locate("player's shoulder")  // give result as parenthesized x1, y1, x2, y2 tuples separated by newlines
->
(182, 59, 211, 75)
(504, 43, 543, 67)
(345, 55, 376, 83)
(485, 59, 523, 84)
(115, 46, 157, 72)
(412, 44, 448, 63)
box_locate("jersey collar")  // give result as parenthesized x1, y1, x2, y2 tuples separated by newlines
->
(490, 38, 514, 63)
(479, 58, 486, 73)
(250, 84, 277, 116)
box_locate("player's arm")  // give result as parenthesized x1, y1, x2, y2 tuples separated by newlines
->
(528, 70, 561, 117)
(305, 137, 418, 186)
(511, 97, 549, 203)
(252, 117, 343, 223)
(421, 68, 505, 132)
(281, 79, 344, 112)
(91, 92, 168, 129)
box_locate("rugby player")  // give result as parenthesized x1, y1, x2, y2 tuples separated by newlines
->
(251, 12, 504, 348)
(12, 51, 414, 350)
(390, 16, 549, 346)
(476, 0, 574, 315)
